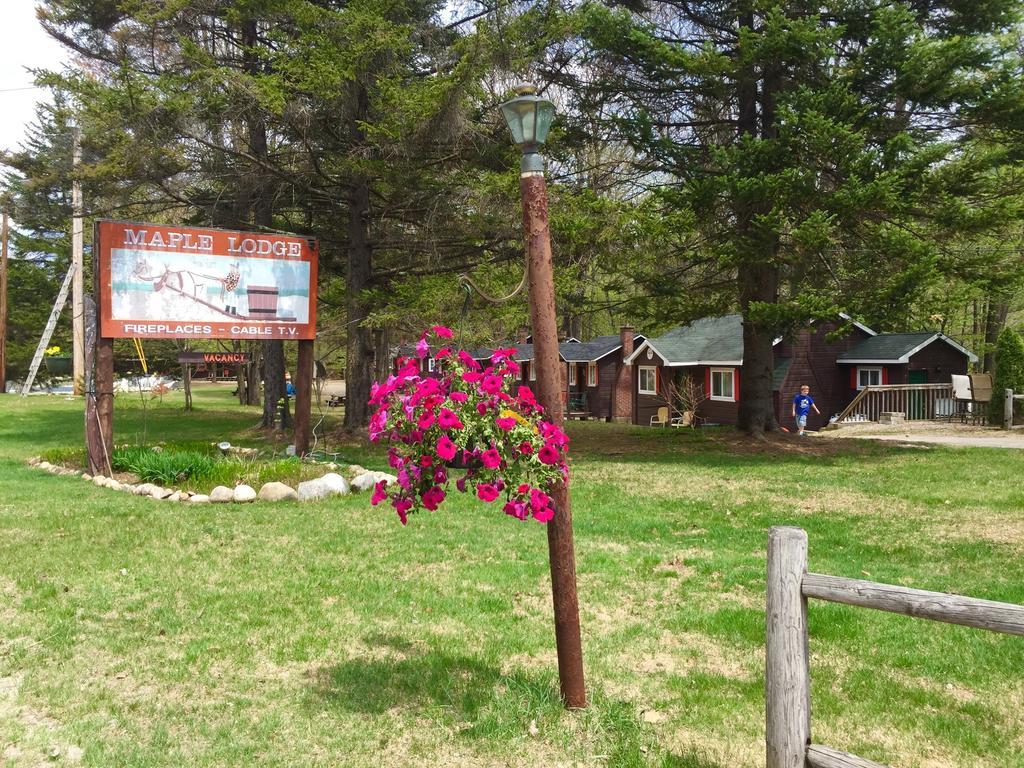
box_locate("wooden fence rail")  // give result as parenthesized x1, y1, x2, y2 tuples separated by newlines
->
(766, 526, 1024, 768)
(834, 383, 953, 424)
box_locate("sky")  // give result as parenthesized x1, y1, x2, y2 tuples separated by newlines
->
(0, 3, 69, 156)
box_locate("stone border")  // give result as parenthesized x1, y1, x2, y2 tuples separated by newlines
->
(25, 457, 396, 504)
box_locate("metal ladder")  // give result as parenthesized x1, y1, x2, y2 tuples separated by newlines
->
(21, 263, 76, 396)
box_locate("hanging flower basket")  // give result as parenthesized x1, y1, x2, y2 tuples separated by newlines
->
(368, 325, 569, 525)
(44, 356, 73, 375)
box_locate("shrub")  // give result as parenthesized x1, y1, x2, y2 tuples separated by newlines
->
(989, 326, 1024, 423)
(112, 446, 217, 485)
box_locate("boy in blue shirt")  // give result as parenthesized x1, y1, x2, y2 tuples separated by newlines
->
(791, 385, 820, 436)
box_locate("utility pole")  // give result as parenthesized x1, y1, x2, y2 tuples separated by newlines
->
(72, 128, 85, 395)
(0, 210, 8, 394)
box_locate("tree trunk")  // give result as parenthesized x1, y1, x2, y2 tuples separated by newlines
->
(344, 173, 374, 429)
(983, 298, 1009, 374)
(738, 266, 780, 434)
(182, 363, 193, 411)
(734, 6, 778, 436)
(262, 339, 290, 428)
(344, 83, 374, 430)
(372, 327, 390, 384)
(234, 339, 246, 405)
(246, 341, 262, 406)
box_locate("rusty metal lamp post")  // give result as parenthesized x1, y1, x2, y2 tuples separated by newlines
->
(500, 84, 586, 708)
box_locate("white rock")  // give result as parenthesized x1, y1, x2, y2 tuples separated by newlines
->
(38, 461, 52, 470)
(347, 464, 366, 476)
(258, 482, 298, 502)
(92, 475, 107, 487)
(106, 480, 123, 492)
(233, 485, 257, 503)
(28, 456, 41, 466)
(165, 491, 183, 502)
(82, 474, 92, 481)
(209, 486, 234, 503)
(351, 471, 396, 492)
(150, 486, 173, 500)
(189, 494, 211, 504)
(134, 483, 155, 496)
(297, 473, 350, 501)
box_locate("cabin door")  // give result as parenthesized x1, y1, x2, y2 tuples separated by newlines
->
(908, 369, 927, 418)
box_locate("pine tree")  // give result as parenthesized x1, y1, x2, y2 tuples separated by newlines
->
(989, 326, 1024, 424)
(579, 0, 1023, 434)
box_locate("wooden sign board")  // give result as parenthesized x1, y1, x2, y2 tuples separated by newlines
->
(177, 351, 250, 365)
(96, 220, 318, 340)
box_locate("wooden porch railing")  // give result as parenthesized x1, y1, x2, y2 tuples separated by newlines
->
(834, 383, 953, 424)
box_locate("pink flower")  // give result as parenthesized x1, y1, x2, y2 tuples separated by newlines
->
(371, 480, 388, 506)
(458, 350, 481, 370)
(476, 483, 499, 502)
(394, 497, 412, 525)
(476, 402, 488, 415)
(462, 371, 482, 383)
(503, 500, 528, 520)
(417, 411, 435, 430)
(518, 441, 534, 456)
(435, 347, 452, 359)
(437, 434, 457, 462)
(437, 408, 463, 430)
(517, 386, 537, 405)
(532, 506, 554, 523)
(433, 467, 447, 484)
(481, 448, 502, 469)
(538, 444, 560, 465)
(415, 337, 429, 359)
(432, 325, 454, 339)
(369, 409, 388, 441)
(480, 375, 502, 395)
(449, 391, 468, 403)
(530, 488, 550, 513)
(456, 475, 468, 493)
(517, 483, 531, 494)
(421, 486, 446, 510)
(491, 347, 518, 362)
(419, 454, 434, 467)
(496, 416, 517, 431)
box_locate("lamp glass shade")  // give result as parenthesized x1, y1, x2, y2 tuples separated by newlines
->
(499, 93, 556, 147)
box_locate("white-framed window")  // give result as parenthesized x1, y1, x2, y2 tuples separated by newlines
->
(639, 366, 657, 395)
(587, 363, 597, 387)
(857, 366, 882, 390)
(427, 358, 436, 373)
(529, 362, 536, 381)
(710, 367, 735, 402)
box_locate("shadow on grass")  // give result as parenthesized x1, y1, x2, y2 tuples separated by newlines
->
(308, 634, 728, 767)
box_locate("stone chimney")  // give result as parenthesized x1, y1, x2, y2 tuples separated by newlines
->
(613, 326, 637, 423)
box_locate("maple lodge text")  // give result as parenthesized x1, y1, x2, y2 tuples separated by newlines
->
(123, 228, 304, 258)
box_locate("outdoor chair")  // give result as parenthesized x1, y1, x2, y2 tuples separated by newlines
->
(670, 410, 693, 428)
(650, 406, 670, 427)
(968, 373, 993, 425)
(950, 374, 972, 423)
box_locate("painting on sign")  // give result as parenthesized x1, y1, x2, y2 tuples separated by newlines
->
(97, 221, 318, 340)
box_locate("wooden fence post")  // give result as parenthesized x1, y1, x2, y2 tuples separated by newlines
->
(1005, 389, 1014, 430)
(767, 526, 811, 768)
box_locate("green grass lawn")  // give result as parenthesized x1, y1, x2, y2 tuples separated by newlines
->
(1, 386, 1022, 767)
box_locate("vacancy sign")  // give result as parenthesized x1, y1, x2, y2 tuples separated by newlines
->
(97, 220, 318, 340)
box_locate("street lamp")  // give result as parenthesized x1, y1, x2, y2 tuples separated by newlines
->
(499, 84, 587, 709)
